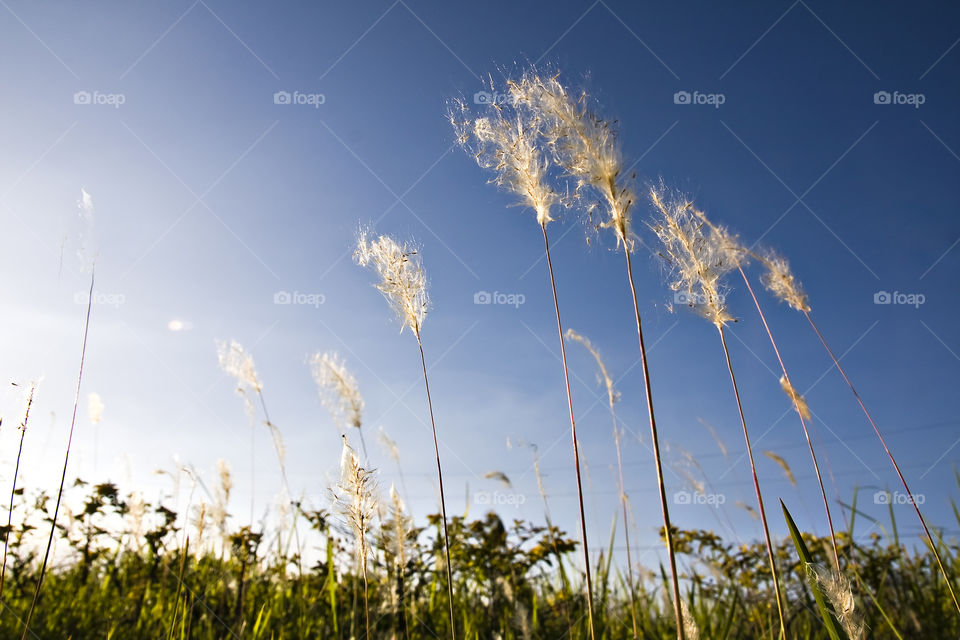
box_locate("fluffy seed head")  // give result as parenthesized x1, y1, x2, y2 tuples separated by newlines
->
(648, 185, 739, 327)
(565, 328, 619, 408)
(87, 392, 103, 424)
(511, 71, 635, 247)
(311, 352, 364, 431)
(378, 427, 400, 463)
(763, 450, 797, 487)
(760, 249, 811, 312)
(451, 85, 559, 226)
(806, 564, 864, 639)
(216, 340, 262, 392)
(780, 375, 811, 419)
(355, 229, 429, 336)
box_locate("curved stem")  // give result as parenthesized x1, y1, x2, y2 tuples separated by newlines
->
(804, 310, 960, 615)
(415, 332, 457, 639)
(624, 248, 685, 640)
(739, 267, 840, 573)
(717, 325, 786, 639)
(542, 223, 595, 639)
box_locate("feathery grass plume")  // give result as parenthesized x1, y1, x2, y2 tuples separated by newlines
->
(212, 459, 233, 550)
(217, 340, 301, 582)
(1, 380, 38, 598)
(648, 185, 738, 327)
(507, 74, 680, 639)
(565, 328, 639, 638)
(87, 392, 103, 424)
(736, 501, 759, 520)
(312, 352, 368, 458)
(699, 418, 728, 458)
(484, 471, 512, 488)
(354, 229, 457, 637)
(452, 76, 596, 638)
(648, 189, 787, 637)
(680, 599, 700, 640)
(450, 78, 558, 226)
(378, 427, 410, 505)
(759, 248, 810, 313)
(764, 451, 797, 487)
(355, 229, 429, 336)
(218, 339, 261, 523)
(780, 376, 811, 419)
(217, 340, 263, 392)
(806, 563, 865, 639)
(684, 220, 846, 573)
(383, 483, 412, 639)
(333, 436, 378, 640)
(757, 245, 959, 611)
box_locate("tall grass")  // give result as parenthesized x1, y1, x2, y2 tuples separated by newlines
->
(757, 249, 960, 616)
(648, 189, 786, 637)
(452, 85, 597, 638)
(566, 329, 640, 638)
(355, 229, 457, 638)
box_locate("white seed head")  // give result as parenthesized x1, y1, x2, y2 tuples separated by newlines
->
(311, 352, 364, 431)
(565, 328, 618, 407)
(763, 450, 797, 487)
(511, 71, 635, 247)
(780, 375, 811, 419)
(648, 185, 739, 327)
(806, 564, 864, 639)
(87, 392, 104, 424)
(355, 229, 429, 336)
(216, 340, 262, 391)
(760, 248, 811, 312)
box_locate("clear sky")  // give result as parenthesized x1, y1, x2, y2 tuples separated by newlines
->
(2, 1, 959, 568)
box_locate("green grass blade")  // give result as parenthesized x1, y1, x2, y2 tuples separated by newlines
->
(781, 500, 846, 640)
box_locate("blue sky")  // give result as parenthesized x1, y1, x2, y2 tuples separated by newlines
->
(2, 1, 960, 568)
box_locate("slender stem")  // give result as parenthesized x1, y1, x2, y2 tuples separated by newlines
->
(22, 270, 95, 639)
(1, 384, 35, 598)
(804, 310, 960, 614)
(624, 248, 685, 640)
(739, 267, 840, 573)
(415, 333, 457, 639)
(542, 223, 595, 639)
(0, 401, 30, 598)
(717, 324, 786, 639)
(611, 409, 639, 638)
